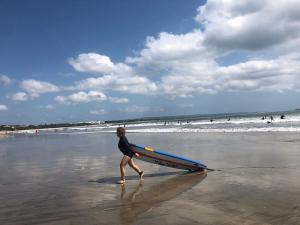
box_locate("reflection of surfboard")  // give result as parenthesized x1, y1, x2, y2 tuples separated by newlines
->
(120, 172, 207, 224)
(131, 145, 207, 171)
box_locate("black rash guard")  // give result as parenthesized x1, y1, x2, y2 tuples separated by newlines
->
(118, 135, 135, 158)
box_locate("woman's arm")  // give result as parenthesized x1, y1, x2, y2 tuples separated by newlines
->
(123, 136, 140, 157)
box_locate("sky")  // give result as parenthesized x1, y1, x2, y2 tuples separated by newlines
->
(1, 0, 300, 124)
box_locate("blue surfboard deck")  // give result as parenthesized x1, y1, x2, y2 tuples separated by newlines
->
(131, 145, 207, 171)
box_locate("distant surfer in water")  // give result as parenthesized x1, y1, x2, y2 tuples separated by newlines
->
(116, 127, 144, 184)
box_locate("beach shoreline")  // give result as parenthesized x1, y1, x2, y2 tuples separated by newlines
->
(0, 132, 299, 224)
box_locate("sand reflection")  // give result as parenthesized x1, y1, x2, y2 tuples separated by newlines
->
(119, 171, 207, 225)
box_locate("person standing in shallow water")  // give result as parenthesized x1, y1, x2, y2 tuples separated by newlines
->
(116, 127, 144, 184)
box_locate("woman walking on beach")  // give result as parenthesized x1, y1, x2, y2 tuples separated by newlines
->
(117, 127, 144, 184)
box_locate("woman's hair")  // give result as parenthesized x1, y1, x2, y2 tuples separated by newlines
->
(117, 127, 125, 135)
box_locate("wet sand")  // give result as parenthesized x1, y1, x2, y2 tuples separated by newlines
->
(0, 132, 300, 224)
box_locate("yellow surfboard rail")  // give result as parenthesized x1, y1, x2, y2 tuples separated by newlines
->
(144, 146, 154, 151)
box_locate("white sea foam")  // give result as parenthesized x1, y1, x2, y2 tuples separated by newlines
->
(15, 125, 300, 135)
(10, 111, 300, 135)
(124, 127, 300, 133)
(101, 114, 300, 129)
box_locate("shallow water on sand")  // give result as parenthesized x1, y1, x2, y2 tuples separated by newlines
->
(0, 132, 300, 225)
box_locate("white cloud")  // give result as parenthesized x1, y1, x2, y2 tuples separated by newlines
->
(0, 105, 8, 111)
(196, 0, 300, 52)
(45, 104, 55, 109)
(68, 52, 158, 95)
(108, 97, 129, 104)
(55, 92, 129, 106)
(215, 59, 300, 92)
(68, 91, 107, 103)
(126, 31, 210, 67)
(74, 76, 114, 89)
(12, 92, 28, 102)
(36, 0, 300, 103)
(55, 91, 107, 104)
(55, 96, 68, 104)
(73, 74, 157, 95)
(111, 76, 158, 94)
(69, 53, 116, 74)
(118, 0, 300, 97)
(0, 74, 12, 85)
(68, 53, 135, 76)
(60, 72, 77, 77)
(123, 105, 150, 113)
(40, 104, 55, 110)
(21, 79, 60, 96)
(90, 109, 107, 115)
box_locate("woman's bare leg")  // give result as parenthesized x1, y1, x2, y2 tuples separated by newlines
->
(128, 159, 141, 173)
(119, 155, 131, 183)
(128, 159, 144, 179)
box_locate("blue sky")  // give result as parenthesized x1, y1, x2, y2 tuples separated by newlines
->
(1, 0, 300, 124)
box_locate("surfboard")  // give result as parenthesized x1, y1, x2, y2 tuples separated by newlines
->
(131, 145, 207, 171)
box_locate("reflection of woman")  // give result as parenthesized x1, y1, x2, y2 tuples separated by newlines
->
(117, 127, 144, 184)
(120, 172, 207, 225)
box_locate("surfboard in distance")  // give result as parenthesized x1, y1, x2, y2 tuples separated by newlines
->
(131, 145, 207, 171)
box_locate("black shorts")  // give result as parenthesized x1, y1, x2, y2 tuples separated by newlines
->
(122, 150, 134, 158)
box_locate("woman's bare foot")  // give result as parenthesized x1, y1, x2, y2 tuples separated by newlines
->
(117, 180, 125, 184)
(138, 171, 144, 180)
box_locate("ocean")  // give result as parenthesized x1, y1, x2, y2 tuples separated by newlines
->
(28, 109, 300, 135)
